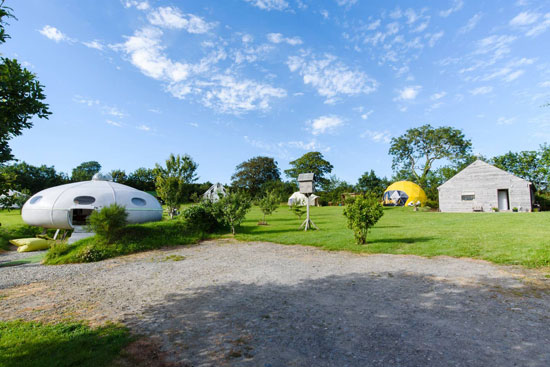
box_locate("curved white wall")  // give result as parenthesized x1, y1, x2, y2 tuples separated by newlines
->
(22, 180, 163, 229)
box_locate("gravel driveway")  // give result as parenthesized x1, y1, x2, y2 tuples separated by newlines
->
(1, 240, 550, 366)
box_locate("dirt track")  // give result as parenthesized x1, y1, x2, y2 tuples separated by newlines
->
(1, 240, 550, 366)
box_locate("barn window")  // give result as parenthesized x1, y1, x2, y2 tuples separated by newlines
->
(461, 193, 475, 201)
(74, 196, 96, 205)
(131, 197, 146, 206)
(29, 196, 42, 204)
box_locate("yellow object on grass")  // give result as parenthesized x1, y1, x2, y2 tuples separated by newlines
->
(383, 181, 428, 207)
(9, 238, 54, 252)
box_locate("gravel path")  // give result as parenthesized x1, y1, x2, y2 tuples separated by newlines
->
(1, 240, 550, 366)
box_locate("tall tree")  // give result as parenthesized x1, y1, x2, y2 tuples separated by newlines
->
(389, 124, 472, 186)
(284, 152, 333, 190)
(0, 161, 67, 194)
(492, 149, 547, 191)
(0, 3, 50, 164)
(109, 169, 128, 184)
(71, 161, 101, 182)
(231, 156, 280, 198)
(154, 154, 198, 218)
(126, 167, 156, 191)
(356, 170, 389, 197)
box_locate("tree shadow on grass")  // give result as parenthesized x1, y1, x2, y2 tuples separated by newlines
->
(124, 273, 550, 367)
(366, 236, 435, 244)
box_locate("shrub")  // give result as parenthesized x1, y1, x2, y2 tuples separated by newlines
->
(535, 193, 550, 211)
(512, 207, 518, 212)
(258, 190, 279, 225)
(87, 204, 128, 244)
(213, 191, 252, 235)
(425, 199, 439, 209)
(289, 202, 305, 220)
(46, 242, 71, 259)
(78, 245, 108, 263)
(182, 202, 220, 233)
(342, 193, 384, 245)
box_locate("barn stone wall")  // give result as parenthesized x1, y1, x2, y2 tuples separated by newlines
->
(438, 161, 533, 213)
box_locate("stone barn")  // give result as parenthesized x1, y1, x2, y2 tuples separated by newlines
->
(438, 160, 534, 212)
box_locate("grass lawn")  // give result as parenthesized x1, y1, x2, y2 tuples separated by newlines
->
(235, 205, 550, 268)
(0, 321, 131, 367)
(0, 210, 39, 251)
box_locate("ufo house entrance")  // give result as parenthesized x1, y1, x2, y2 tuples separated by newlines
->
(70, 208, 94, 226)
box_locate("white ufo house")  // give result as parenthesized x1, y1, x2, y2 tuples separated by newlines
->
(22, 173, 163, 230)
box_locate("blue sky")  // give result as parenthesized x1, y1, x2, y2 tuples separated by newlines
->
(4, 0, 550, 184)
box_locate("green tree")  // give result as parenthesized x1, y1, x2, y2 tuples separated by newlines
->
(356, 170, 389, 197)
(321, 175, 354, 205)
(0, 4, 51, 165)
(389, 125, 472, 187)
(231, 156, 281, 198)
(258, 190, 279, 224)
(71, 161, 101, 182)
(126, 167, 156, 191)
(109, 169, 128, 184)
(154, 154, 198, 218)
(284, 152, 333, 190)
(492, 150, 546, 191)
(343, 194, 384, 245)
(289, 202, 305, 220)
(0, 161, 67, 194)
(213, 190, 252, 235)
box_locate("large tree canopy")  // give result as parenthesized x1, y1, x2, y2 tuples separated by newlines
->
(284, 152, 333, 190)
(0, 4, 50, 164)
(126, 167, 156, 191)
(356, 170, 389, 197)
(389, 124, 472, 186)
(492, 147, 548, 192)
(231, 156, 280, 198)
(0, 161, 67, 194)
(71, 161, 101, 182)
(154, 153, 198, 184)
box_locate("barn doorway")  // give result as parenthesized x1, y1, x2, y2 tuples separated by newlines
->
(497, 189, 510, 211)
(70, 208, 94, 226)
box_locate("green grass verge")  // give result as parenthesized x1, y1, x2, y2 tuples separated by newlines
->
(44, 220, 206, 265)
(0, 253, 45, 268)
(235, 205, 550, 268)
(0, 320, 132, 367)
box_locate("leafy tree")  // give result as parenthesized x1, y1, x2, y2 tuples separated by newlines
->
(284, 152, 334, 190)
(231, 156, 281, 198)
(289, 202, 305, 220)
(154, 154, 198, 218)
(126, 167, 156, 191)
(213, 190, 252, 235)
(343, 194, 384, 245)
(109, 169, 128, 184)
(0, 3, 51, 164)
(492, 150, 546, 192)
(0, 161, 67, 194)
(389, 125, 472, 187)
(87, 203, 128, 244)
(320, 175, 355, 205)
(258, 190, 279, 224)
(0, 188, 29, 212)
(71, 161, 101, 182)
(356, 170, 390, 197)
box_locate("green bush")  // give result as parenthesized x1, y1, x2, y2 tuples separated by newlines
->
(213, 191, 252, 235)
(258, 190, 279, 224)
(77, 245, 108, 263)
(342, 193, 384, 245)
(87, 204, 128, 244)
(182, 202, 220, 233)
(425, 199, 439, 209)
(535, 193, 550, 211)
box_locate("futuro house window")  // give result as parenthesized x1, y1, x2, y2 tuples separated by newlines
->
(74, 196, 96, 205)
(29, 196, 43, 204)
(131, 197, 146, 206)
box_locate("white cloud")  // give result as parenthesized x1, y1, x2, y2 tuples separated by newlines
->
(361, 110, 373, 120)
(469, 86, 493, 95)
(525, 13, 550, 37)
(75, 96, 126, 118)
(510, 11, 541, 26)
(503, 69, 525, 82)
(39, 25, 70, 43)
(497, 117, 515, 125)
(431, 91, 446, 100)
(539, 81, 550, 87)
(309, 115, 344, 135)
(244, 0, 288, 11)
(201, 75, 286, 114)
(366, 19, 381, 31)
(122, 0, 150, 10)
(396, 85, 421, 101)
(427, 31, 444, 47)
(106, 120, 123, 127)
(459, 13, 482, 34)
(73, 95, 99, 107)
(439, 0, 464, 18)
(148, 7, 214, 33)
(137, 124, 151, 131)
(320, 10, 329, 19)
(267, 33, 302, 46)
(188, 122, 199, 128)
(360, 130, 391, 143)
(335, 0, 357, 7)
(82, 40, 104, 51)
(287, 53, 377, 103)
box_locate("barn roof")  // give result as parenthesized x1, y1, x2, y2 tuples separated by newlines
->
(438, 159, 532, 190)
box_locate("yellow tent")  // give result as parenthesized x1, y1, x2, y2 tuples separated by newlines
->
(383, 181, 427, 207)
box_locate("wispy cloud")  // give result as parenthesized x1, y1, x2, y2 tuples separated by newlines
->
(431, 91, 447, 100)
(469, 86, 493, 95)
(309, 115, 344, 135)
(439, 0, 464, 18)
(82, 40, 104, 51)
(458, 13, 483, 34)
(395, 85, 421, 101)
(360, 129, 392, 143)
(106, 120, 123, 127)
(137, 124, 151, 131)
(148, 7, 215, 33)
(244, 0, 289, 11)
(39, 25, 71, 43)
(497, 117, 515, 125)
(267, 33, 302, 46)
(287, 52, 377, 104)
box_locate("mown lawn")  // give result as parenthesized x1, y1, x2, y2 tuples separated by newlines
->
(236, 205, 550, 268)
(0, 210, 39, 251)
(0, 321, 131, 367)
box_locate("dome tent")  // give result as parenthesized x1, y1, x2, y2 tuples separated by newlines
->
(383, 181, 427, 207)
(203, 183, 226, 202)
(287, 192, 319, 207)
(22, 173, 163, 230)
